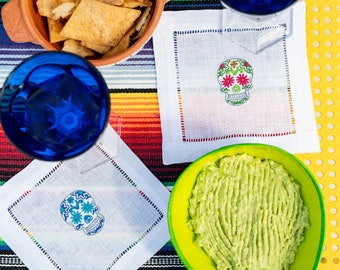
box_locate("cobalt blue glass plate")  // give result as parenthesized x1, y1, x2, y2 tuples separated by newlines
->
(221, 0, 296, 15)
(0, 52, 110, 161)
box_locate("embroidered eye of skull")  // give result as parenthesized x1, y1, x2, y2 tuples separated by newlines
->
(217, 59, 253, 94)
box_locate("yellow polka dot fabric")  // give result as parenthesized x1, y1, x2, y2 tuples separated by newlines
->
(296, 0, 340, 268)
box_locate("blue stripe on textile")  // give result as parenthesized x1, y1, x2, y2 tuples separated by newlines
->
(164, 0, 223, 10)
(98, 40, 157, 89)
(0, 244, 11, 251)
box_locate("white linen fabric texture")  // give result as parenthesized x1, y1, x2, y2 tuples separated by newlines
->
(153, 0, 319, 165)
(0, 125, 170, 270)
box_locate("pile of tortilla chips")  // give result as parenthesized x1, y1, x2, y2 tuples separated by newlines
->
(37, 0, 153, 59)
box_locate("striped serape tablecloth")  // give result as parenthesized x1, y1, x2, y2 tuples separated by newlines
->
(0, 0, 223, 268)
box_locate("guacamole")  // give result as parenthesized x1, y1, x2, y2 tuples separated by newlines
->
(188, 153, 310, 270)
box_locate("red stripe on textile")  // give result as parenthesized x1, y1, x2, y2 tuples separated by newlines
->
(0, 129, 33, 181)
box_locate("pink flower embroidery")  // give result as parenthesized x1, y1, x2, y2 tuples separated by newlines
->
(222, 75, 235, 88)
(236, 74, 249, 86)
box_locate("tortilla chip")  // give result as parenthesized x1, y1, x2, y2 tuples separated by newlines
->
(122, 0, 152, 8)
(81, 41, 111, 54)
(36, 0, 59, 19)
(102, 28, 135, 58)
(48, 18, 67, 43)
(97, 0, 125, 6)
(60, 0, 141, 47)
(62, 39, 95, 58)
(131, 7, 152, 41)
(134, 6, 151, 32)
(52, 2, 76, 19)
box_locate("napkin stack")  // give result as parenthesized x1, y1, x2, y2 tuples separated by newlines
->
(0, 125, 170, 270)
(153, 1, 319, 164)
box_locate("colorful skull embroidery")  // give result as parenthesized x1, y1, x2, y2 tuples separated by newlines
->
(60, 190, 104, 236)
(217, 58, 254, 105)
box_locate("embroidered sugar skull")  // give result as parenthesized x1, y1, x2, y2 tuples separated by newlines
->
(60, 190, 104, 236)
(217, 58, 254, 105)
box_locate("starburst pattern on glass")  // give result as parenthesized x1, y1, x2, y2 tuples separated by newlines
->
(0, 52, 110, 160)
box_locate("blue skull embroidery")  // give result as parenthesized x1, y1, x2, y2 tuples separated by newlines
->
(60, 190, 104, 236)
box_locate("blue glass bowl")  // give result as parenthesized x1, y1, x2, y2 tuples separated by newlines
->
(221, 0, 296, 15)
(0, 52, 110, 161)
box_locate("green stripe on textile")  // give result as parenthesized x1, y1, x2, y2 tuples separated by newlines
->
(163, 182, 174, 187)
(0, 181, 4, 186)
(0, 239, 7, 246)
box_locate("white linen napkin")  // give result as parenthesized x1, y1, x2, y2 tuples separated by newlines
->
(153, 0, 319, 165)
(0, 125, 170, 270)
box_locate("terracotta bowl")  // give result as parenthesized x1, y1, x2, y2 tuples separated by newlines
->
(1, 0, 167, 66)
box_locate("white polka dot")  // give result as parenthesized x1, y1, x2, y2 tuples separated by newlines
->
(327, 123, 334, 129)
(326, 64, 333, 70)
(327, 99, 334, 106)
(329, 159, 336, 166)
(327, 111, 334, 117)
(331, 232, 338, 238)
(330, 208, 337, 214)
(304, 159, 311, 166)
(326, 53, 332, 58)
(329, 183, 337, 190)
(329, 171, 336, 178)
(326, 76, 333, 82)
(326, 88, 333, 94)
(328, 147, 335, 154)
(330, 195, 337, 202)
(328, 135, 335, 142)
(317, 171, 324, 178)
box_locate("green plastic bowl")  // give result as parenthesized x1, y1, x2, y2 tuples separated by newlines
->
(168, 143, 325, 270)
